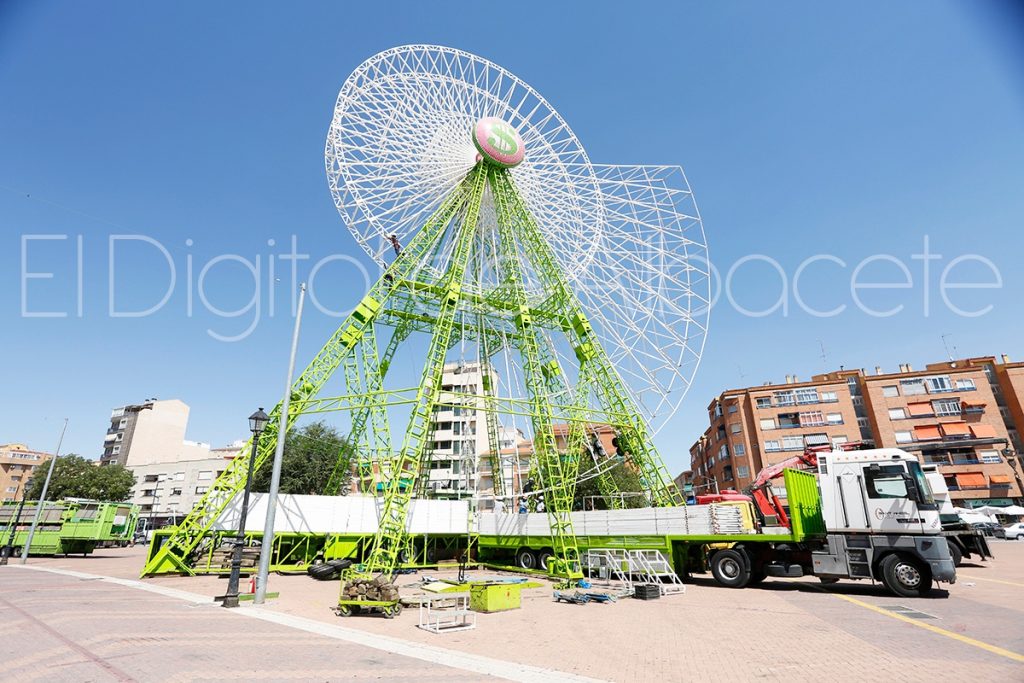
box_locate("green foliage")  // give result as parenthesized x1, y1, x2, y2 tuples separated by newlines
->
(573, 457, 647, 510)
(251, 421, 355, 495)
(25, 455, 134, 502)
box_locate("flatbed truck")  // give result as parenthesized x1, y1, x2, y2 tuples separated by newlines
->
(145, 448, 955, 597)
(475, 448, 956, 597)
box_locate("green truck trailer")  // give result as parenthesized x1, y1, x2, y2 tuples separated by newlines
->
(0, 499, 139, 556)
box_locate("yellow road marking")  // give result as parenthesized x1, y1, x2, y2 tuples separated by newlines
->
(829, 592, 1024, 664)
(958, 574, 1024, 588)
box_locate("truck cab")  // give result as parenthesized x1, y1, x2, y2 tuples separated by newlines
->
(810, 448, 956, 596)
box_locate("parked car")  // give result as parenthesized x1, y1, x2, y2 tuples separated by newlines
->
(971, 522, 1006, 538)
(1004, 523, 1024, 540)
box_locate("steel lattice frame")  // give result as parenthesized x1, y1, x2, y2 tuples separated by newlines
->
(142, 46, 709, 583)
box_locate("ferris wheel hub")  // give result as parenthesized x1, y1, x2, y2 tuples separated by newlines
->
(472, 117, 525, 167)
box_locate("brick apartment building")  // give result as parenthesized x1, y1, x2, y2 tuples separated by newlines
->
(0, 443, 53, 503)
(688, 355, 1023, 508)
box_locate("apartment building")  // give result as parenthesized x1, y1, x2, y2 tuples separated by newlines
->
(0, 443, 53, 502)
(100, 399, 211, 468)
(130, 447, 240, 529)
(689, 375, 861, 496)
(687, 355, 1024, 508)
(425, 362, 497, 497)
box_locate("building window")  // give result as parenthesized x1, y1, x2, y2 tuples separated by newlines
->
(755, 397, 772, 409)
(737, 466, 750, 479)
(759, 418, 776, 430)
(820, 391, 838, 403)
(955, 378, 976, 391)
(713, 403, 723, 418)
(716, 427, 726, 441)
(727, 404, 738, 414)
(773, 391, 796, 406)
(195, 486, 209, 495)
(882, 385, 899, 398)
(119, 418, 128, 428)
(723, 465, 734, 481)
(197, 471, 213, 480)
(901, 379, 926, 396)
(804, 433, 829, 447)
(894, 431, 913, 443)
(730, 422, 742, 434)
(979, 450, 1002, 464)
(112, 446, 121, 454)
(170, 488, 182, 496)
(795, 388, 819, 404)
(734, 443, 746, 456)
(778, 413, 799, 428)
(174, 472, 185, 481)
(925, 376, 953, 393)
(888, 407, 906, 420)
(718, 444, 729, 459)
(831, 435, 849, 446)
(782, 435, 803, 451)
(826, 413, 843, 425)
(932, 399, 962, 417)
(764, 440, 781, 452)
(799, 411, 825, 426)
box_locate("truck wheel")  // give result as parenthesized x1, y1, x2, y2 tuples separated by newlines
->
(880, 554, 932, 598)
(949, 544, 963, 568)
(516, 548, 537, 570)
(537, 551, 554, 572)
(710, 549, 750, 588)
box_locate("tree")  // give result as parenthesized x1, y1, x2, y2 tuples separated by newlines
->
(573, 457, 647, 510)
(24, 455, 134, 501)
(251, 421, 356, 495)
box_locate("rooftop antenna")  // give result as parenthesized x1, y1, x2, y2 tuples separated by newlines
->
(941, 334, 957, 361)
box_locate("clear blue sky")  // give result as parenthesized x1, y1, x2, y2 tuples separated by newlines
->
(3, 1, 1023, 474)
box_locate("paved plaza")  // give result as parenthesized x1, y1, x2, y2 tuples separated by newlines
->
(1, 542, 1021, 682)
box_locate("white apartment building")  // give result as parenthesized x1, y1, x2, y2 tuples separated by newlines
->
(426, 362, 494, 497)
(131, 441, 245, 529)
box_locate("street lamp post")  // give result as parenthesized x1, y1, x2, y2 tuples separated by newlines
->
(1001, 448, 1024, 503)
(220, 408, 269, 608)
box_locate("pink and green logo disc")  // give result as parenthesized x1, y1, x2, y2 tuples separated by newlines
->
(472, 117, 525, 167)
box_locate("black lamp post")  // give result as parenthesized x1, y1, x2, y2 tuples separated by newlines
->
(1001, 448, 1024, 503)
(220, 408, 269, 608)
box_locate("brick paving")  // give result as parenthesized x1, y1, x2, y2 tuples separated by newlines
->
(4, 540, 1023, 681)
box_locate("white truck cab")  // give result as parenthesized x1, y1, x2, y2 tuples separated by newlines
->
(817, 448, 941, 535)
(809, 448, 955, 595)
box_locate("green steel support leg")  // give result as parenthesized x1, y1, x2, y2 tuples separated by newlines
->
(490, 167, 582, 582)
(349, 163, 488, 584)
(142, 173, 478, 577)
(493, 170, 683, 507)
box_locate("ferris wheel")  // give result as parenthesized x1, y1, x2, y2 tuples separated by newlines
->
(325, 44, 710, 434)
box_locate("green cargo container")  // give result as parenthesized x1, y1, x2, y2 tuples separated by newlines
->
(469, 582, 522, 613)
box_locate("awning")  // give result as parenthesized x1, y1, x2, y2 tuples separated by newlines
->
(914, 425, 941, 440)
(940, 422, 970, 437)
(970, 424, 998, 439)
(907, 402, 933, 416)
(989, 474, 1011, 485)
(955, 473, 987, 488)
(961, 400, 985, 409)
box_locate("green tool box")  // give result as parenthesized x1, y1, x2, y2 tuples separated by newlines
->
(469, 582, 522, 613)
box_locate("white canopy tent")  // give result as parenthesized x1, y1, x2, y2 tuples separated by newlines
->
(973, 504, 1024, 517)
